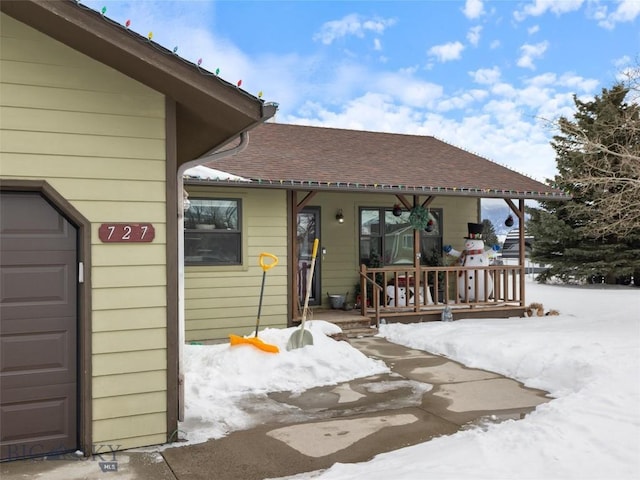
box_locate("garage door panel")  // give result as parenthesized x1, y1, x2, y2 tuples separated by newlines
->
(0, 251, 76, 320)
(0, 193, 75, 251)
(1, 326, 75, 388)
(0, 382, 76, 461)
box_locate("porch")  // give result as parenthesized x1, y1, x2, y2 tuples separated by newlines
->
(358, 263, 526, 327)
(294, 262, 527, 338)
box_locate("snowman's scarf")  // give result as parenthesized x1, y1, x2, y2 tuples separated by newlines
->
(457, 248, 487, 276)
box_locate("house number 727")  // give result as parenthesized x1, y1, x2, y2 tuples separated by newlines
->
(98, 223, 155, 243)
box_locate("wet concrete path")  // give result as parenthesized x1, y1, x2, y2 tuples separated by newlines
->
(160, 336, 551, 480)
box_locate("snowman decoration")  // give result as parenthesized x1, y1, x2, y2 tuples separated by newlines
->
(443, 223, 498, 301)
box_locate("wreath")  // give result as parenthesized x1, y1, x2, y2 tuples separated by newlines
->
(408, 206, 430, 230)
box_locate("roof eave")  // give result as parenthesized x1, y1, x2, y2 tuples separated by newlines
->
(0, 0, 277, 163)
(182, 178, 571, 200)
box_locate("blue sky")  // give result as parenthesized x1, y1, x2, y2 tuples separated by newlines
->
(85, 0, 638, 184)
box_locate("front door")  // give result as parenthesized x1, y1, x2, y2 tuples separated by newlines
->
(297, 208, 320, 307)
(0, 192, 79, 461)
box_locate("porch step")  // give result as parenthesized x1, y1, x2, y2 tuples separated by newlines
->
(325, 317, 378, 338)
(299, 309, 378, 338)
(343, 327, 379, 338)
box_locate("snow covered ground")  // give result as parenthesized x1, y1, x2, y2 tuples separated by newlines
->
(180, 279, 640, 480)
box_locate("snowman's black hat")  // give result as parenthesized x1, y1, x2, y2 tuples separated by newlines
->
(465, 222, 484, 239)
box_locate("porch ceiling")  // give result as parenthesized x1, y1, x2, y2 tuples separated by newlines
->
(197, 123, 569, 201)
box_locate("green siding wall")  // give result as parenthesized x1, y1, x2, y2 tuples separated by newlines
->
(1, 14, 168, 450)
(184, 186, 288, 341)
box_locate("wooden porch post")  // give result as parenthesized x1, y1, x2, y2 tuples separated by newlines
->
(504, 198, 527, 308)
(518, 198, 526, 306)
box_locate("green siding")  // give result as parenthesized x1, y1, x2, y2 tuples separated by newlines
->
(184, 186, 288, 341)
(1, 13, 168, 449)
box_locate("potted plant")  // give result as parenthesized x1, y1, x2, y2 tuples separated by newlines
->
(424, 246, 445, 302)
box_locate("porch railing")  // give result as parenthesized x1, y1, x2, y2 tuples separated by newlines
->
(359, 263, 525, 321)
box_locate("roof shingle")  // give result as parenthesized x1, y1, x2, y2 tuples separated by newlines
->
(203, 123, 568, 200)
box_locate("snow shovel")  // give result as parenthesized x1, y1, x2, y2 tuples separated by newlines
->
(287, 238, 318, 350)
(229, 252, 280, 353)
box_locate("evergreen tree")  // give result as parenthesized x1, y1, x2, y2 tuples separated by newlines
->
(481, 218, 499, 247)
(528, 82, 640, 284)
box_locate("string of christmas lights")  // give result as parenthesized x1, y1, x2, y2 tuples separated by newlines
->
(74, 1, 259, 100)
(183, 175, 567, 198)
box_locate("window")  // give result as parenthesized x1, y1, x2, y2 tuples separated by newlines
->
(184, 198, 241, 266)
(359, 207, 443, 267)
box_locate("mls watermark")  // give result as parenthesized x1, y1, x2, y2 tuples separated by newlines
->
(5, 443, 121, 472)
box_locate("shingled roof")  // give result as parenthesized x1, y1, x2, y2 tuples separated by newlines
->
(201, 123, 568, 200)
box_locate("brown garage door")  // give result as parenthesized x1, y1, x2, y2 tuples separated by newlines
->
(0, 191, 78, 461)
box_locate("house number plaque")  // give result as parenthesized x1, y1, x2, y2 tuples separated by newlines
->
(99, 223, 155, 243)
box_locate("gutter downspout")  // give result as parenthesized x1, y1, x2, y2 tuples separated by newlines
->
(176, 132, 250, 421)
(173, 99, 276, 423)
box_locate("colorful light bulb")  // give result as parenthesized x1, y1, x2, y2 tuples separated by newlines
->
(101, 6, 107, 15)
(237, 80, 242, 87)
(197, 58, 202, 66)
(147, 32, 153, 40)
(125, 19, 131, 28)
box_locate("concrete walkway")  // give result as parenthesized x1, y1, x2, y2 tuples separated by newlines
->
(1, 337, 551, 480)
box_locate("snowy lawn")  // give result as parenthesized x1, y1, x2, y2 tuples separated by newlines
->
(180, 280, 640, 479)
(308, 280, 640, 480)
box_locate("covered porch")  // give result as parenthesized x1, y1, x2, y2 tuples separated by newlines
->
(292, 191, 531, 330)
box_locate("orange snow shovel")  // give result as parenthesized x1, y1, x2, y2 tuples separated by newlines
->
(286, 238, 318, 350)
(229, 252, 279, 353)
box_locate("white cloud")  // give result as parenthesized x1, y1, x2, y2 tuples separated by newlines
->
(375, 73, 444, 108)
(470, 66, 501, 85)
(596, 0, 640, 29)
(373, 38, 382, 51)
(490, 39, 501, 49)
(514, 0, 584, 21)
(527, 25, 540, 34)
(526, 72, 557, 87)
(613, 55, 631, 68)
(427, 41, 465, 62)
(436, 89, 489, 112)
(517, 41, 549, 69)
(313, 14, 397, 45)
(467, 26, 483, 46)
(491, 82, 518, 98)
(462, 0, 485, 19)
(556, 73, 600, 92)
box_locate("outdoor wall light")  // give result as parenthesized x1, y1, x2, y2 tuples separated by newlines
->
(336, 209, 344, 223)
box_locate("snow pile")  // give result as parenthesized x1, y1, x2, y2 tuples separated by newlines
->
(181, 320, 389, 443)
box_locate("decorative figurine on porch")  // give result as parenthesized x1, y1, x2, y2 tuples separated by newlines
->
(443, 223, 499, 301)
